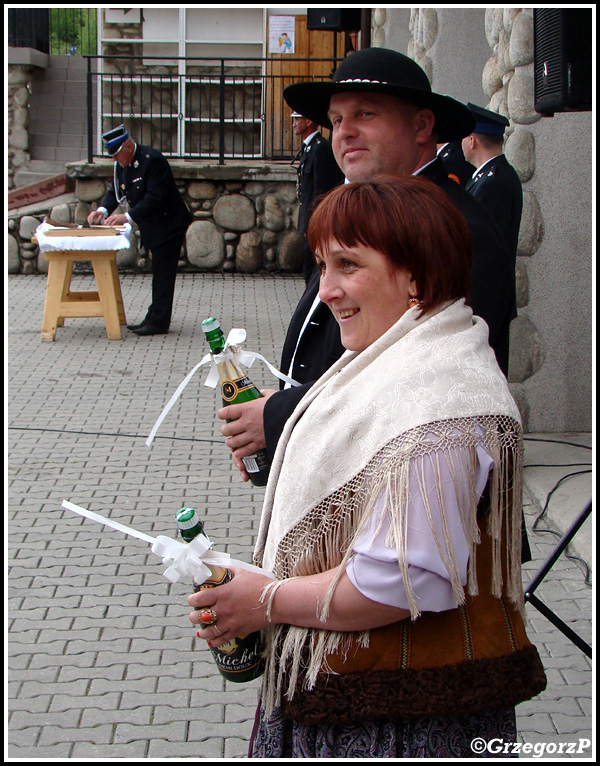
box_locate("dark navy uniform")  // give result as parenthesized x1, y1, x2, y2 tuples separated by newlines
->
(438, 140, 476, 186)
(466, 154, 523, 269)
(464, 103, 523, 269)
(294, 132, 344, 282)
(101, 144, 192, 330)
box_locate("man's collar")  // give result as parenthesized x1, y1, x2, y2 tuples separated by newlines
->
(472, 154, 502, 178)
(413, 156, 439, 175)
(303, 131, 319, 146)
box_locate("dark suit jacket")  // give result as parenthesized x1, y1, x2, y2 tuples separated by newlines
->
(465, 154, 523, 268)
(264, 157, 516, 460)
(421, 157, 516, 373)
(264, 267, 345, 459)
(296, 133, 344, 235)
(438, 141, 476, 187)
(101, 144, 192, 251)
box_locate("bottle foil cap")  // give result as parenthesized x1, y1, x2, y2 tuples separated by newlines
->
(201, 318, 220, 334)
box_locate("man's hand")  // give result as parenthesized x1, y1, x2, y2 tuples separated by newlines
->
(105, 213, 128, 226)
(218, 390, 275, 480)
(87, 210, 105, 225)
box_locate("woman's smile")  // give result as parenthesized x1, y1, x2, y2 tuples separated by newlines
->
(317, 241, 415, 354)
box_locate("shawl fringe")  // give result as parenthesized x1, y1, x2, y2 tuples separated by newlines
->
(258, 414, 523, 718)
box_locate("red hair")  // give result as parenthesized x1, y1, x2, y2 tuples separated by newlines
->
(307, 175, 472, 316)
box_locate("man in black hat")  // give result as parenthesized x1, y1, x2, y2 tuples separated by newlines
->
(462, 103, 523, 270)
(88, 125, 192, 335)
(292, 111, 344, 283)
(219, 47, 529, 560)
(221, 47, 515, 460)
(222, 51, 511, 447)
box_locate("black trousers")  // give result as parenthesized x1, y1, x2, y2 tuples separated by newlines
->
(144, 231, 186, 329)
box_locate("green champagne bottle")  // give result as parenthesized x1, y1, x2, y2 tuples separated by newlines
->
(201, 317, 270, 486)
(176, 507, 265, 683)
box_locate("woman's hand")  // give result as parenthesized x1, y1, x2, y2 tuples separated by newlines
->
(188, 566, 273, 648)
(188, 565, 410, 649)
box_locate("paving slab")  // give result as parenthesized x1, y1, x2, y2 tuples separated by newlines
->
(7, 273, 593, 759)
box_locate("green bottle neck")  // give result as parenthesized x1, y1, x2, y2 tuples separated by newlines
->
(202, 318, 226, 354)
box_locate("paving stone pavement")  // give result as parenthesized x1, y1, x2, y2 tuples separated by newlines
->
(7, 273, 593, 760)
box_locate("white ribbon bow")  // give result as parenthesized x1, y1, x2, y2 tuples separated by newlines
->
(146, 327, 300, 446)
(63, 500, 272, 585)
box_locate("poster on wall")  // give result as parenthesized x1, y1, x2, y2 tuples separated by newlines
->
(269, 15, 295, 54)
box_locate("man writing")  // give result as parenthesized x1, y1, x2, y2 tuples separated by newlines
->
(88, 125, 192, 335)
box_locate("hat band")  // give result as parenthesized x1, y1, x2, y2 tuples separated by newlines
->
(336, 77, 389, 85)
(474, 122, 505, 136)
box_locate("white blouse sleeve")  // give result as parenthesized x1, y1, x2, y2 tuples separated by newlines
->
(346, 438, 494, 612)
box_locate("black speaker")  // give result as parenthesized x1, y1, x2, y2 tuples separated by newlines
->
(533, 8, 592, 116)
(307, 9, 362, 32)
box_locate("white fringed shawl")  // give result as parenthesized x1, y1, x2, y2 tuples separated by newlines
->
(253, 299, 524, 712)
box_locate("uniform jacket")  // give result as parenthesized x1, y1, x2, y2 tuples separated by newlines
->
(101, 144, 192, 250)
(438, 140, 476, 187)
(296, 133, 344, 235)
(466, 154, 523, 268)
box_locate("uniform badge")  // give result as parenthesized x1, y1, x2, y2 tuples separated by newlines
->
(133, 160, 139, 168)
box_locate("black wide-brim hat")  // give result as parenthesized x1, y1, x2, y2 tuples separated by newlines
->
(284, 47, 475, 142)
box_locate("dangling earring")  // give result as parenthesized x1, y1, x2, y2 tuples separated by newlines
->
(408, 295, 419, 309)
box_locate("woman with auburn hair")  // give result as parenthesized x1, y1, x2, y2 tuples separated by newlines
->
(189, 175, 546, 758)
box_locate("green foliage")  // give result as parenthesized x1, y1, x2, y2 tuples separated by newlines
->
(49, 8, 97, 55)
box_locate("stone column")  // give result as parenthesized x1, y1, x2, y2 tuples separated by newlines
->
(482, 9, 544, 423)
(8, 65, 34, 190)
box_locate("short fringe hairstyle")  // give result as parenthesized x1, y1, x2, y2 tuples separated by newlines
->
(307, 174, 473, 316)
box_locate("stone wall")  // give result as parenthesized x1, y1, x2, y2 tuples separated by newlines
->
(8, 162, 306, 277)
(374, 7, 591, 432)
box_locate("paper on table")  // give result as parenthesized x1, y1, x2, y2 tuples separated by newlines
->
(35, 222, 132, 252)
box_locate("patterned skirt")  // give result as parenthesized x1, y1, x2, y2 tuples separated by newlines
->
(250, 706, 517, 759)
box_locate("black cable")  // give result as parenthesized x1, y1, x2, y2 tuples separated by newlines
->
(524, 435, 592, 450)
(529, 469, 593, 586)
(7, 425, 223, 444)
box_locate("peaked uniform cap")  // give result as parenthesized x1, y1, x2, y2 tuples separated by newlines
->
(102, 124, 129, 155)
(283, 47, 475, 141)
(467, 102, 510, 136)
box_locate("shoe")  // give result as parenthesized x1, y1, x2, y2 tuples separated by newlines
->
(127, 322, 146, 330)
(131, 324, 169, 336)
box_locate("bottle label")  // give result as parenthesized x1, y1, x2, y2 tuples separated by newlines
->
(242, 450, 270, 474)
(211, 632, 265, 677)
(221, 375, 254, 402)
(193, 572, 265, 682)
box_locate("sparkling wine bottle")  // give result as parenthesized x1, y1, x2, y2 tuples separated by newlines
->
(176, 507, 265, 683)
(202, 317, 270, 486)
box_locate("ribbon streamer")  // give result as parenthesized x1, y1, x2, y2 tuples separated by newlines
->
(63, 500, 272, 584)
(145, 328, 300, 446)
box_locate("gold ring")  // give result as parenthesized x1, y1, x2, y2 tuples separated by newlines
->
(199, 608, 218, 628)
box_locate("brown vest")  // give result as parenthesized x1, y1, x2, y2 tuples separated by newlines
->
(281, 516, 547, 724)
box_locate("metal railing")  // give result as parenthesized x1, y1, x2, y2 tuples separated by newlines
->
(85, 55, 337, 164)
